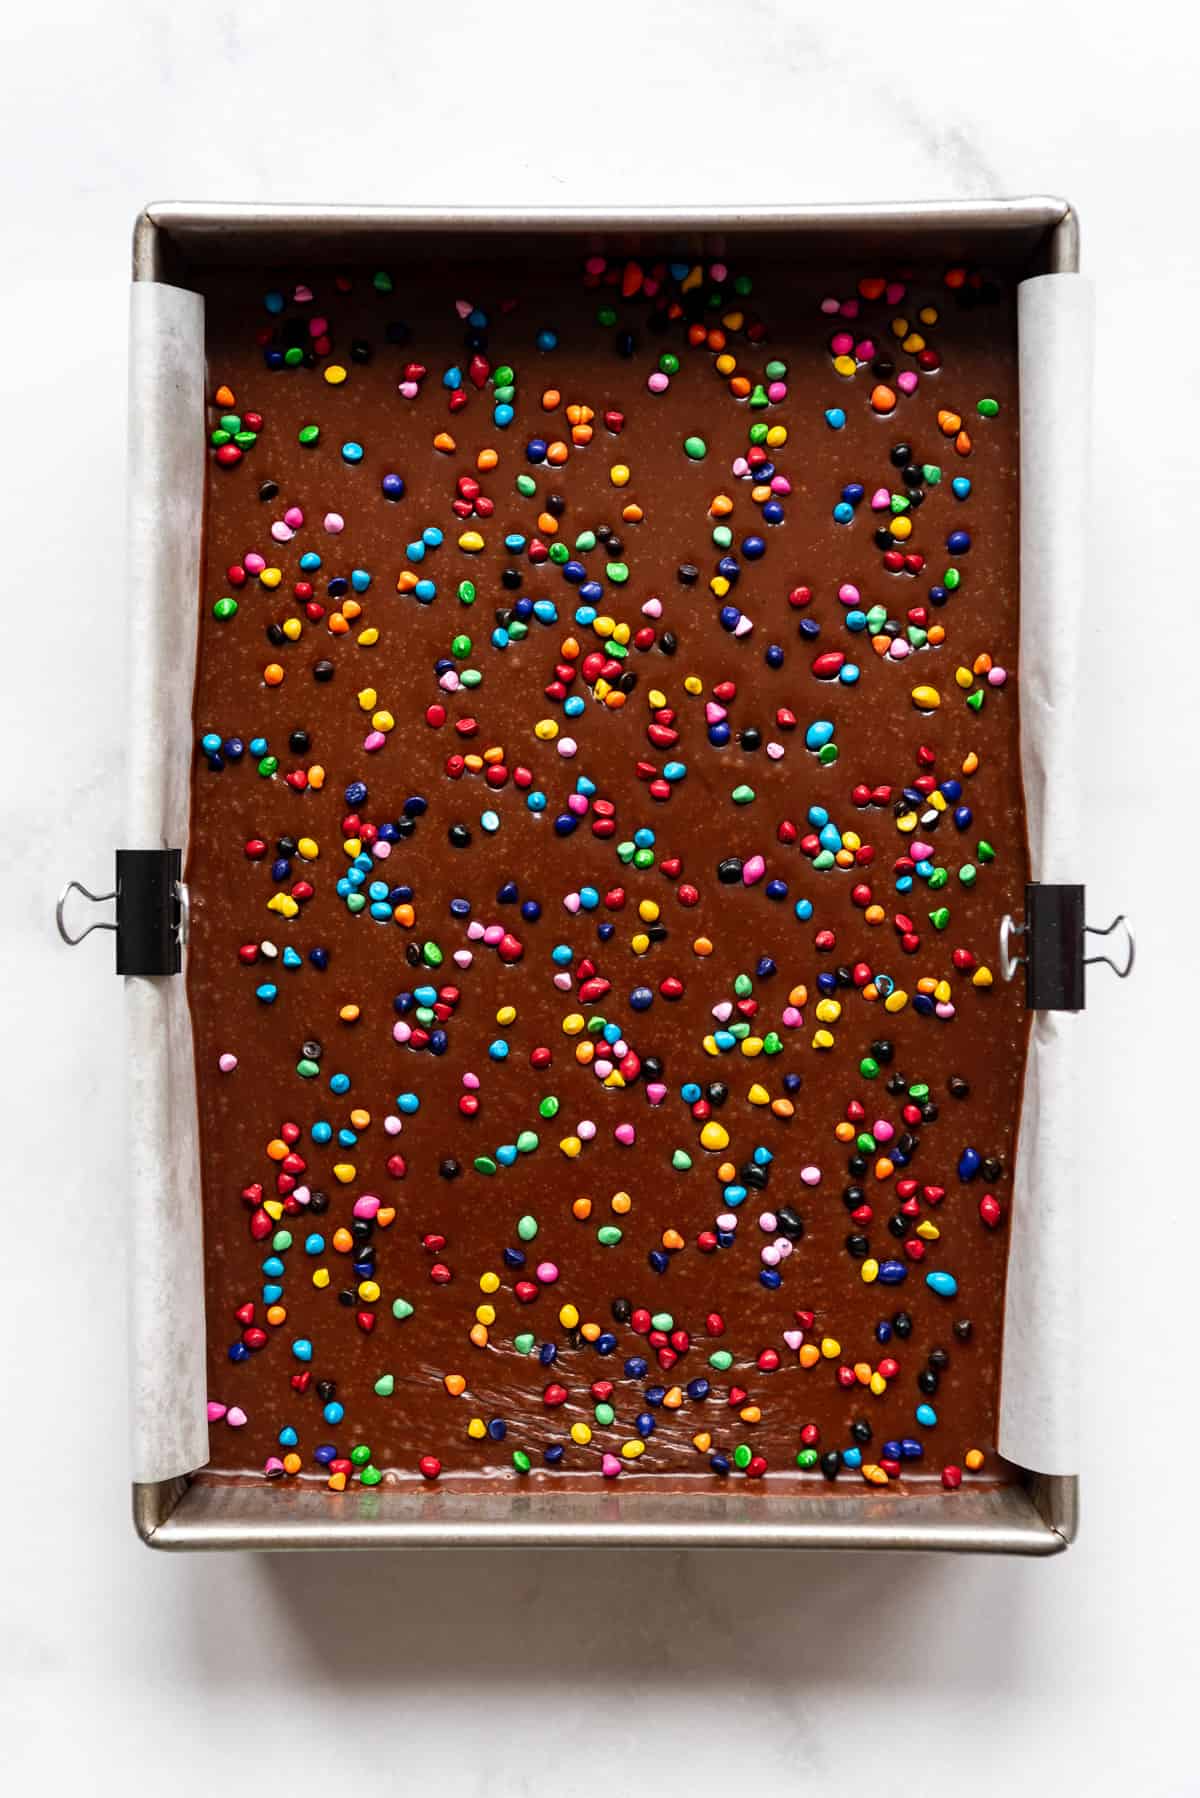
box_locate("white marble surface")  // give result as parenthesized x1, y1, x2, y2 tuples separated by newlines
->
(1, 1, 1194, 1789)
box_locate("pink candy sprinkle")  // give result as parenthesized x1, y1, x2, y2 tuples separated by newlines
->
(218, 1053, 238, 1073)
(535, 1261, 559, 1285)
(647, 371, 670, 393)
(614, 1122, 636, 1146)
(800, 1165, 822, 1186)
(324, 512, 344, 534)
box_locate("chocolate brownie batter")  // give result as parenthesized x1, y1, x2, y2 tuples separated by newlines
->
(188, 247, 1028, 1493)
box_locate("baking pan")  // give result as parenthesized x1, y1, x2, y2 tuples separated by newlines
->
(108, 200, 1092, 1551)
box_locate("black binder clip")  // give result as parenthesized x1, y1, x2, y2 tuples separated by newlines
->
(999, 882, 1134, 1011)
(56, 849, 187, 976)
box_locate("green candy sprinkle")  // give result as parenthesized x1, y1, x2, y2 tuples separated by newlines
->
(538, 1095, 559, 1119)
(272, 1230, 292, 1252)
(651, 1313, 674, 1333)
(374, 1374, 395, 1397)
(683, 436, 707, 460)
(257, 755, 278, 778)
(659, 352, 680, 375)
(860, 1056, 880, 1079)
(473, 1156, 497, 1176)
(928, 867, 949, 891)
(605, 562, 629, 584)
(596, 306, 617, 326)
(733, 1444, 752, 1470)
(709, 1349, 733, 1371)
(923, 463, 942, 484)
(513, 1450, 532, 1474)
(517, 1215, 538, 1241)
(296, 1058, 320, 1080)
(298, 423, 320, 446)
(747, 422, 768, 446)
(978, 840, 996, 862)
(458, 579, 477, 605)
(944, 568, 961, 590)
(597, 1225, 622, 1246)
(514, 1332, 535, 1355)
(359, 1466, 382, 1486)
(732, 784, 755, 805)
(372, 271, 393, 293)
(213, 597, 237, 620)
(959, 863, 978, 887)
(549, 541, 569, 564)
(817, 743, 839, 765)
(966, 690, 985, 712)
(575, 529, 598, 552)
(492, 364, 514, 388)
(392, 1298, 414, 1321)
(515, 1130, 539, 1154)
(451, 634, 472, 658)
(977, 396, 1000, 417)
(929, 907, 951, 930)
(711, 525, 733, 549)
(350, 1444, 371, 1467)
(284, 346, 305, 367)
(796, 1448, 819, 1469)
(594, 1402, 615, 1426)
(672, 1149, 692, 1171)
(515, 474, 537, 497)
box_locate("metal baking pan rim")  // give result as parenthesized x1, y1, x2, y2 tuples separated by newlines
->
(128, 196, 1079, 1552)
(133, 197, 1079, 282)
(134, 1470, 1075, 1554)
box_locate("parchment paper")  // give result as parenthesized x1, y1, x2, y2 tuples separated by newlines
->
(997, 272, 1094, 1476)
(124, 269, 1090, 1487)
(126, 282, 209, 1484)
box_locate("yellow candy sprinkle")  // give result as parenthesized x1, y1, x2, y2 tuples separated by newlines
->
(571, 1422, 593, 1446)
(911, 685, 941, 710)
(861, 1258, 879, 1283)
(820, 1337, 840, 1359)
(560, 1136, 582, 1158)
(324, 364, 347, 385)
(815, 998, 842, 1024)
(562, 1013, 585, 1035)
(699, 1121, 729, 1151)
(357, 1280, 381, 1303)
(479, 1271, 500, 1294)
(458, 530, 485, 553)
(610, 464, 631, 487)
(558, 1303, 580, 1329)
(973, 965, 994, 987)
(621, 1440, 645, 1460)
(332, 1162, 355, 1184)
(467, 1417, 487, 1440)
(297, 837, 319, 860)
(312, 1267, 329, 1289)
(812, 1028, 835, 1050)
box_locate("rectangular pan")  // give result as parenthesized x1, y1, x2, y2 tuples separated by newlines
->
(130, 199, 1079, 1553)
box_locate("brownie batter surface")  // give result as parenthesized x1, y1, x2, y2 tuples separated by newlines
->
(188, 246, 1028, 1494)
